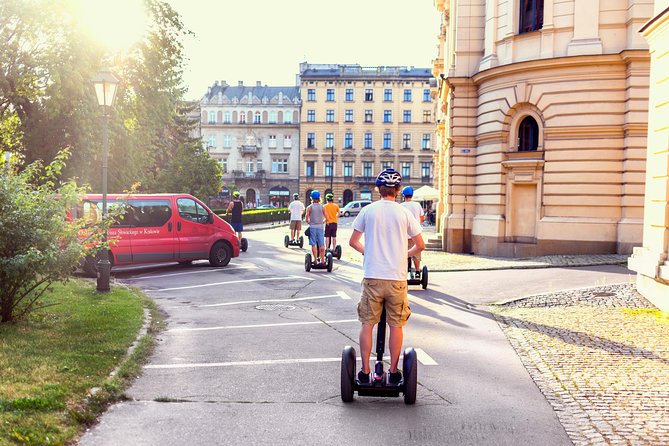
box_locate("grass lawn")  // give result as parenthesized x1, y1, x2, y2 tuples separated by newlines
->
(0, 279, 160, 445)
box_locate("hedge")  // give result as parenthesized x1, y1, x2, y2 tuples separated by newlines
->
(215, 208, 290, 225)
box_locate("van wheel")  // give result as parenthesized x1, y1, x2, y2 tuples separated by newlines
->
(209, 242, 232, 267)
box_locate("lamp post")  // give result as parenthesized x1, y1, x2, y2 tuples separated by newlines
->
(329, 145, 334, 194)
(91, 68, 119, 292)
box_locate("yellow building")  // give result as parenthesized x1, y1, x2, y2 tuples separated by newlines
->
(433, 0, 653, 256)
(298, 63, 436, 205)
(628, 3, 669, 311)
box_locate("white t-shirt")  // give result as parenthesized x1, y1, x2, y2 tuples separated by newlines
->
(352, 199, 423, 281)
(401, 201, 424, 224)
(288, 200, 305, 221)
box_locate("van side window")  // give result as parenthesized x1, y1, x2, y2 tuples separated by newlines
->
(177, 198, 210, 224)
(127, 200, 172, 227)
(81, 200, 133, 227)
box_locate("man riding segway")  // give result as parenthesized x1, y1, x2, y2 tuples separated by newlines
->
(286, 193, 305, 248)
(401, 186, 424, 279)
(323, 193, 342, 259)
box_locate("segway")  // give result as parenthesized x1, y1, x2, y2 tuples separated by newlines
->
(326, 240, 342, 260)
(407, 259, 428, 289)
(341, 307, 418, 404)
(240, 237, 248, 252)
(284, 235, 304, 248)
(304, 244, 333, 273)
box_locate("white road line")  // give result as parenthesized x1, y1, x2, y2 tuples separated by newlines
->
(130, 265, 258, 280)
(156, 275, 313, 291)
(168, 319, 359, 332)
(199, 291, 352, 308)
(415, 348, 438, 365)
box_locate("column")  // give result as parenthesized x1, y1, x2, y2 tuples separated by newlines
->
(567, 0, 603, 56)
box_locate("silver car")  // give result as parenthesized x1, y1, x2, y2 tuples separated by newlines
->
(339, 200, 372, 217)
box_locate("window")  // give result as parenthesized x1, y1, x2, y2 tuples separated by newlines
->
(403, 110, 412, 123)
(383, 133, 392, 149)
(401, 162, 411, 178)
(268, 135, 277, 148)
(344, 132, 353, 149)
(403, 89, 412, 102)
(382, 161, 392, 170)
(325, 133, 334, 149)
(271, 158, 288, 173)
(254, 112, 261, 124)
(345, 89, 354, 101)
(220, 159, 227, 174)
(283, 134, 292, 148)
(307, 89, 316, 101)
(422, 133, 431, 150)
(520, 0, 544, 34)
(364, 132, 373, 149)
(307, 110, 315, 122)
(402, 133, 411, 149)
(245, 159, 255, 173)
(421, 162, 432, 179)
(326, 109, 335, 122)
(269, 111, 277, 123)
(177, 198, 208, 224)
(209, 111, 216, 124)
(326, 89, 335, 101)
(423, 110, 432, 123)
(256, 159, 263, 172)
(383, 110, 392, 123)
(239, 113, 246, 124)
(363, 162, 373, 177)
(207, 135, 216, 148)
(364, 109, 373, 122)
(365, 89, 373, 101)
(345, 109, 353, 122)
(224, 111, 231, 123)
(306, 161, 315, 177)
(324, 161, 333, 177)
(384, 89, 392, 101)
(223, 135, 232, 148)
(518, 116, 539, 151)
(344, 161, 353, 177)
(307, 133, 315, 148)
(423, 89, 431, 102)
(284, 111, 293, 124)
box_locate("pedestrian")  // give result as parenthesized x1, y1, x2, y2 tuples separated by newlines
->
(323, 193, 340, 252)
(349, 168, 425, 384)
(226, 191, 245, 245)
(400, 186, 425, 278)
(288, 193, 305, 242)
(305, 190, 326, 264)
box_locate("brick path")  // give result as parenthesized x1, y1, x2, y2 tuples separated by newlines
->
(492, 283, 669, 445)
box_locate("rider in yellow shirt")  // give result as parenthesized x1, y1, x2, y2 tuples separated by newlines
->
(323, 193, 340, 253)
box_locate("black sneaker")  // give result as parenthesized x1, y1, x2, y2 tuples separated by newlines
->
(357, 370, 370, 383)
(389, 370, 402, 384)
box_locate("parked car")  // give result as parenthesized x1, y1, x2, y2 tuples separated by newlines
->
(256, 204, 275, 209)
(73, 193, 240, 275)
(339, 200, 372, 217)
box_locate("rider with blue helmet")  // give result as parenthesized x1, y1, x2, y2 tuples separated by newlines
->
(305, 190, 326, 263)
(401, 185, 425, 277)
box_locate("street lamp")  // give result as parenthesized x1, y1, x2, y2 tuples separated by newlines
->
(91, 68, 119, 292)
(329, 145, 334, 194)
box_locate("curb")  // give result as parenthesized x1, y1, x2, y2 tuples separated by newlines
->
(245, 223, 290, 231)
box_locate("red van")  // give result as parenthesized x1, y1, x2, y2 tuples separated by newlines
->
(76, 194, 240, 275)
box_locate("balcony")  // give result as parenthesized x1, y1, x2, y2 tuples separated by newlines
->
(233, 170, 266, 180)
(239, 145, 259, 154)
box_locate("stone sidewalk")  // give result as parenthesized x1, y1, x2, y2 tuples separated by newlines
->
(491, 283, 669, 445)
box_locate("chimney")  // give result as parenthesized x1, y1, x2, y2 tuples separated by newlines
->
(238, 81, 243, 86)
(256, 81, 261, 87)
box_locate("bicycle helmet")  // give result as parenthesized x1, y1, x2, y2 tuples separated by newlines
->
(232, 191, 240, 198)
(325, 193, 334, 201)
(293, 193, 299, 199)
(375, 168, 402, 187)
(402, 186, 414, 197)
(310, 190, 321, 200)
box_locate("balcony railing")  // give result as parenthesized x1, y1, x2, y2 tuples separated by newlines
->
(232, 170, 266, 179)
(239, 145, 259, 154)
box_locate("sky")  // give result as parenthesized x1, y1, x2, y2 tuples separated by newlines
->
(164, 0, 441, 100)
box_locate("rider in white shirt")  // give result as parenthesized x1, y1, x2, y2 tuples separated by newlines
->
(288, 193, 305, 242)
(400, 186, 425, 277)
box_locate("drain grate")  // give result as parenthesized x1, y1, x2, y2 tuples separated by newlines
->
(255, 304, 296, 311)
(592, 292, 616, 297)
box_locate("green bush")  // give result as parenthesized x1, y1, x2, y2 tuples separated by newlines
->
(215, 208, 290, 225)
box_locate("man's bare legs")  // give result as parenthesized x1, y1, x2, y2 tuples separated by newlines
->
(359, 323, 403, 374)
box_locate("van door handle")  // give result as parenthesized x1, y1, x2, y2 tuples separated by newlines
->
(168, 222, 172, 232)
(177, 221, 181, 231)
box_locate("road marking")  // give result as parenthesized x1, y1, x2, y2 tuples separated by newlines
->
(415, 348, 438, 365)
(130, 265, 258, 280)
(156, 275, 313, 291)
(145, 353, 438, 369)
(199, 291, 353, 307)
(168, 319, 359, 332)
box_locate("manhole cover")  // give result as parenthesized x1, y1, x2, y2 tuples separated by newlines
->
(592, 292, 616, 297)
(255, 304, 296, 311)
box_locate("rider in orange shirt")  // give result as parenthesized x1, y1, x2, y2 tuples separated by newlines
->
(323, 193, 340, 253)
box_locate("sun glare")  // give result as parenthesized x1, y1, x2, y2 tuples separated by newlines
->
(77, 0, 147, 52)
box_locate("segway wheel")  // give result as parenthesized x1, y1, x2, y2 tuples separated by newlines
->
(341, 346, 356, 402)
(334, 245, 342, 260)
(403, 347, 418, 405)
(304, 253, 312, 272)
(421, 266, 429, 289)
(284, 235, 289, 248)
(299, 236, 304, 248)
(240, 238, 248, 252)
(326, 252, 333, 272)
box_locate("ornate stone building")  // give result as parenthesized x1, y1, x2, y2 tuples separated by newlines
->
(199, 81, 301, 207)
(432, 0, 653, 257)
(298, 63, 436, 205)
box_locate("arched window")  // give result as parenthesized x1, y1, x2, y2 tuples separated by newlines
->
(520, 0, 543, 34)
(518, 116, 539, 152)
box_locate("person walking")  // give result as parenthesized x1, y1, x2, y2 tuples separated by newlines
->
(400, 186, 425, 278)
(288, 193, 305, 242)
(349, 169, 425, 384)
(305, 190, 326, 264)
(226, 191, 245, 245)
(323, 193, 340, 252)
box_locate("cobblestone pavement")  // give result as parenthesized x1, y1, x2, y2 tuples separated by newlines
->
(491, 283, 669, 445)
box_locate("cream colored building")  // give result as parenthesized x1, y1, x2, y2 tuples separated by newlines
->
(628, 3, 669, 311)
(298, 63, 436, 205)
(199, 81, 301, 207)
(433, 0, 653, 256)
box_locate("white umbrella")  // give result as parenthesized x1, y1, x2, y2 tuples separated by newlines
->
(412, 185, 439, 201)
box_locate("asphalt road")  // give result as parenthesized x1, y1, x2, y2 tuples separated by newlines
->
(79, 224, 632, 446)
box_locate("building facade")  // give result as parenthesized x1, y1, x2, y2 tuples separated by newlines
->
(628, 3, 669, 311)
(199, 81, 301, 207)
(298, 63, 436, 205)
(432, 0, 653, 257)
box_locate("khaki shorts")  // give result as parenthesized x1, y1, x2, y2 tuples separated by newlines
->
(408, 239, 422, 262)
(290, 220, 302, 230)
(357, 279, 410, 327)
